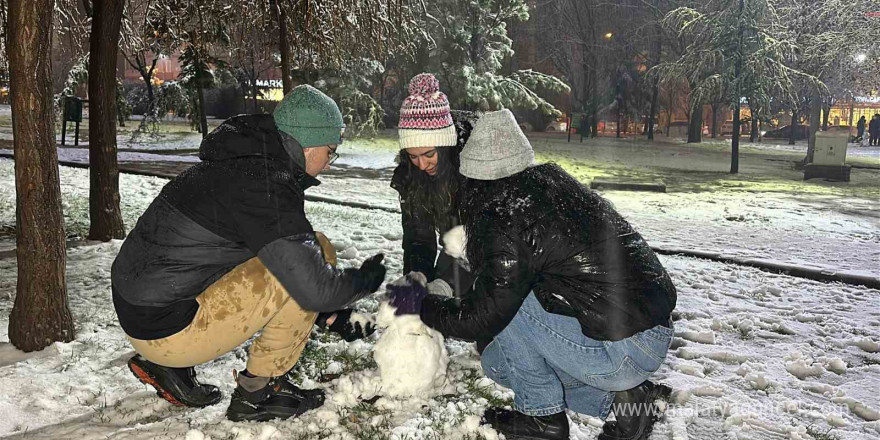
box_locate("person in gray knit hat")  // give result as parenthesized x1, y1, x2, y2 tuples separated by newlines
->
(387, 109, 677, 440)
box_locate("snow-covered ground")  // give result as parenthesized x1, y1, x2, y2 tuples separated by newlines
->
(0, 158, 879, 440)
(0, 148, 201, 164)
(744, 139, 880, 160)
(310, 169, 880, 280)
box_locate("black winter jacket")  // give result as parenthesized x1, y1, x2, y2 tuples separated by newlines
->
(112, 115, 375, 340)
(391, 163, 475, 295)
(390, 110, 479, 294)
(420, 163, 676, 343)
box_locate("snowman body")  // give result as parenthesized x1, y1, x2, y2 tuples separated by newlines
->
(373, 302, 448, 397)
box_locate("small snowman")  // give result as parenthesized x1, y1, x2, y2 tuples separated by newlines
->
(373, 272, 449, 397)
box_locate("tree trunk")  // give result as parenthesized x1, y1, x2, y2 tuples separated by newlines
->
(750, 113, 758, 142)
(249, 52, 259, 113)
(647, 0, 661, 140)
(197, 82, 208, 136)
(710, 103, 718, 138)
(730, 0, 744, 174)
(687, 103, 703, 143)
(8, 0, 75, 352)
(665, 108, 671, 137)
(193, 53, 209, 137)
(822, 102, 830, 130)
(616, 109, 621, 138)
(135, 56, 157, 117)
(848, 98, 855, 128)
(789, 111, 798, 145)
(273, 0, 292, 94)
(748, 98, 757, 142)
(252, 77, 259, 113)
(87, 0, 126, 241)
(732, 102, 741, 173)
(806, 91, 821, 164)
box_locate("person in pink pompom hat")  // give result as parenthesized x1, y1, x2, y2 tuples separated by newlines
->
(392, 73, 479, 299)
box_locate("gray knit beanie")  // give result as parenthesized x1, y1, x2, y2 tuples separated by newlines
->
(459, 109, 534, 180)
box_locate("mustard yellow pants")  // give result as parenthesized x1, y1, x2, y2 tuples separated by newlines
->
(129, 232, 337, 378)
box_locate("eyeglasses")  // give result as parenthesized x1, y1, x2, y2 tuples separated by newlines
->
(328, 150, 339, 165)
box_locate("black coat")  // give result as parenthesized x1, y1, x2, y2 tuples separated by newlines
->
(420, 163, 677, 343)
(112, 115, 375, 340)
(870, 118, 880, 134)
(390, 164, 474, 294)
(390, 110, 479, 294)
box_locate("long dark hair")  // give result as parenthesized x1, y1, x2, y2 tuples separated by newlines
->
(394, 110, 479, 231)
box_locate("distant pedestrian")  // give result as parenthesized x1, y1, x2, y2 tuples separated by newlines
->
(856, 115, 866, 140)
(869, 114, 880, 146)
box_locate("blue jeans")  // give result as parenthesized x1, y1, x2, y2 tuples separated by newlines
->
(481, 293, 673, 418)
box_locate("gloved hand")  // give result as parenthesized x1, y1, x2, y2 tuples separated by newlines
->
(316, 309, 376, 342)
(441, 225, 467, 260)
(387, 272, 429, 315)
(427, 278, 454, 297)
(358, 253, 386, 293)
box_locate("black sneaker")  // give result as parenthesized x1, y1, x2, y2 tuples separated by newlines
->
(598, 381, 672, 440)
(226, 374, 326, 422)
(483, 408, 569, 440)
(127, 354, 222, 408)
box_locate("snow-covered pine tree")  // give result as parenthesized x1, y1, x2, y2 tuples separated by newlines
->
(658, 0, 807, 172)
(417, 0, 569, 115)
(775, 0, 878, 163)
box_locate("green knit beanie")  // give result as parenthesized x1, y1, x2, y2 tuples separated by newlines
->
(273, 85, 345, 148)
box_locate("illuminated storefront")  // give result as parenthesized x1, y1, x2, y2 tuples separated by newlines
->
(829, 94, 880, 126)
(255, 79, 285, 101)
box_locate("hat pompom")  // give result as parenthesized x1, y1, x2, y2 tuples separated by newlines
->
(408, 73, 440, 96)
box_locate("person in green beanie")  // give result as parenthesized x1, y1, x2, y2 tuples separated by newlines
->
(111, 84, 387, 422)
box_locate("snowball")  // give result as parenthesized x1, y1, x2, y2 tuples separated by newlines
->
(831, 397, 880, 421)
(373, 302, 449, 397)
(785, 359, 825, 380)
(441, 225, 467, 260)
(745, 372, 770, 390)
(854, 338, 879, 353)
(337, 246, 359, 260)
(825, 358, 847, 375)
(185, 430, 206, 440)
(679, 330, 716, 345)
(826, 414, 848, 427)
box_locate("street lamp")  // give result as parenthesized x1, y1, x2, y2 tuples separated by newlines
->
(604, 32, 613, 40)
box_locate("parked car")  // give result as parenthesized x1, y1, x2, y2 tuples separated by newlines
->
(666, 121, 709, 137)
(763, 124, 809, 140)
(545, 119, 568, 132)
(721, 122, 751, 136)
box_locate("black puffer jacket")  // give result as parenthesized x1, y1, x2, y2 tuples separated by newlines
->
(390, 166, 462, 280)
(112, 115, 375, 340)
(420, 163, 676, 343)
(390, 110, 478, 293)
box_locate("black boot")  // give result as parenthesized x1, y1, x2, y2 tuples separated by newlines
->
(598, 381, 672, 440)
(226, 372, 326, 422)
(483, 408, 569, 440)
(127, 354, 222, 407)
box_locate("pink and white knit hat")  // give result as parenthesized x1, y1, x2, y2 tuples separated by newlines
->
(398, 73, 457, 150)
